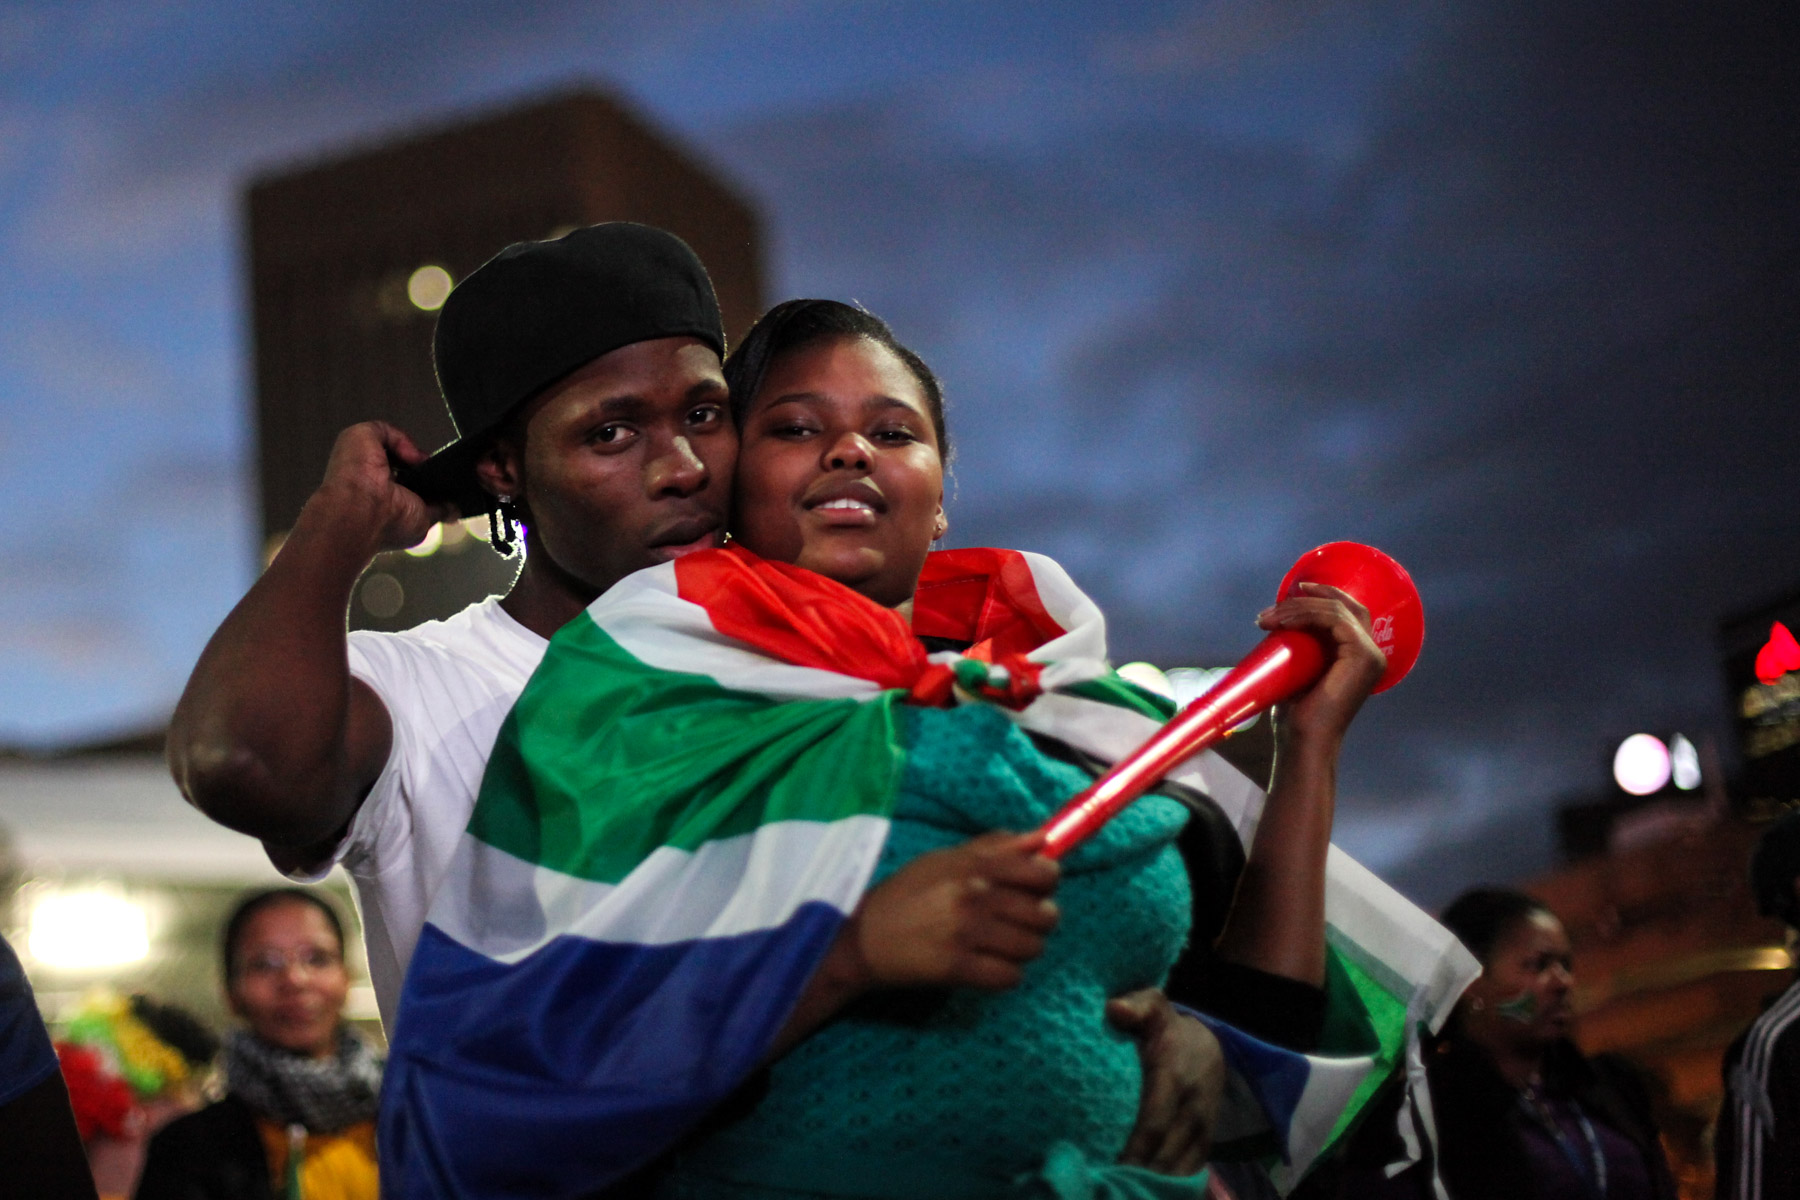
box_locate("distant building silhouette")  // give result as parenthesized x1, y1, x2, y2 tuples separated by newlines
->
(245, 89, 764, 629)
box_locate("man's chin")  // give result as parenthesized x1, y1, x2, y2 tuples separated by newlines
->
(649, 532, 723, 563)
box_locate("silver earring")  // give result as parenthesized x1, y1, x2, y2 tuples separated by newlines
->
(489, 497, 519, 554)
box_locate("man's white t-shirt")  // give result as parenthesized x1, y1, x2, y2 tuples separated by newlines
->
(284, 597, 547, 1028)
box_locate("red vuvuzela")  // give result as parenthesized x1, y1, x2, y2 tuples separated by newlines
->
(1039, 542, 1424, 859)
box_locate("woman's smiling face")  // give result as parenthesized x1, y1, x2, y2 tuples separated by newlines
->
(732, 335, 946, 610)
(227, 899, 349, 1060)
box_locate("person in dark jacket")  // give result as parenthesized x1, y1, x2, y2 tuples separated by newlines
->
(2, 931, 98, 1200)
(136, 888, 379, 1200)
(1310, 887, 1677, 1200)
(1717, 808, 1800, 1200)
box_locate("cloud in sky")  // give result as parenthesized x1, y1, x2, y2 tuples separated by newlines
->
(695, 0, 1799, 895)
(3, 0, 1796, 901)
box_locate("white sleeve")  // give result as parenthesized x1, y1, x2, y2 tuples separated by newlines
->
(273, 633, 417, 883)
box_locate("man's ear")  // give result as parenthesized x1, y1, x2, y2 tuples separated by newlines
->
(932, 504, 948, 542)
(474, 437, 523, 504)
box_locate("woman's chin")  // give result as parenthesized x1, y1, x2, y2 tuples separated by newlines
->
(797, 545, 884, 589)
(260, 1018, 338, 1058)
(793, 541, 925, 610)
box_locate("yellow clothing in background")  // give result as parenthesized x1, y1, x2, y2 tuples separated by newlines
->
(256, 1118, 378, 1200)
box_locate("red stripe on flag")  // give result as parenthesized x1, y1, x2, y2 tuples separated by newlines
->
(914, 547, 1067, 663)
(673, 546, 1068, 702)
(674, 546, 932, 691)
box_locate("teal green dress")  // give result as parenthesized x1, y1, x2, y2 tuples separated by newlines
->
(655, 704, 1208, 1199)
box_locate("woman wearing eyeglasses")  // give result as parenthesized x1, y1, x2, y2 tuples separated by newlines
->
(136, 889, 381, 1200)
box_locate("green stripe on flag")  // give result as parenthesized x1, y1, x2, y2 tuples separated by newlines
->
(468, 612, 907, 884)
(1063, 675, 1177, 722)
(1314, 946, 1409, 1158)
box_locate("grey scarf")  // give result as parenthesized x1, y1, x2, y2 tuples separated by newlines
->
(223, 1028, 383, 1133)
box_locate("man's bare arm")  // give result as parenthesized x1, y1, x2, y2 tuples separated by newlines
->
(167, 423, 454, 855)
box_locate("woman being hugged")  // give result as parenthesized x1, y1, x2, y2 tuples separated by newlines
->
(380, 301, 1420, 1200)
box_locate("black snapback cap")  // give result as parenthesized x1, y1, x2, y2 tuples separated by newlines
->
(399, 222, 725, 516)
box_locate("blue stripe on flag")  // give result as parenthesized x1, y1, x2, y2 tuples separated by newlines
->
(1196, 1017, 1313, 1160)
(380, 903, 847, 1200)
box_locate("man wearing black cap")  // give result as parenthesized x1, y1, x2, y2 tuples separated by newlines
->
(171, 223, 741, 1027)
(1718, 809, 1800, 1200)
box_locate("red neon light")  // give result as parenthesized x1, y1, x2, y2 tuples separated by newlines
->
(1755, 621, 1800, 685)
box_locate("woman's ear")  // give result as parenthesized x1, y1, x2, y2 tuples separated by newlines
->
(932, 503, 948, 542)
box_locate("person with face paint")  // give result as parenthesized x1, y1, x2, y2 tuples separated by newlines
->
(1311, 887, 1676, 1200)
(1716, 808, 1800, 1200)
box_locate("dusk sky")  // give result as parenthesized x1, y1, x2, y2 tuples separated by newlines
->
(3, 0, 1795, 901)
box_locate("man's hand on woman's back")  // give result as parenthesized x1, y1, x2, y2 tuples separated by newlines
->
(1108, 990, 1223, 1176)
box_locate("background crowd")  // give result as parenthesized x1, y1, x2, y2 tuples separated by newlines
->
(4, 887, 378, 1200)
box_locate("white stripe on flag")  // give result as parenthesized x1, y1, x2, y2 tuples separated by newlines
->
(1007, 690, 1266, 840)
(1011, 551, 1110, 663)
(1323, 848, 1480, 1035)
(590, 565, 887, 701)
(430, 815, 891, 965)
(1033, 657, 1114, 693)
(1268, 1056, 1382, 1192)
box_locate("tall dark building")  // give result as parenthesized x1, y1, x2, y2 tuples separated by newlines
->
(246, 89, 764, 629)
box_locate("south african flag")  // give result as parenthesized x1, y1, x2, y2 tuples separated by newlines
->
(378, 546, 1477, 1198)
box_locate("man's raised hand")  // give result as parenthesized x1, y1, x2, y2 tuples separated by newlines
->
(311, 421, 459, 557)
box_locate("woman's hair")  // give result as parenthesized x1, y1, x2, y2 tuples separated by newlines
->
(1439, 886, 1553, 966)
(221, 887, 347, 984)
(723, 299, 951, 463)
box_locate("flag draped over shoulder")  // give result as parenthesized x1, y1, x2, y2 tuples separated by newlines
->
(378, 546, 1478, 1199)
